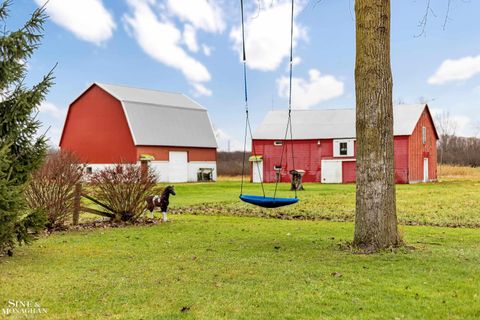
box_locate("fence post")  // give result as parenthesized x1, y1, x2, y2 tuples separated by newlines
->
(73, 183, 81, 226)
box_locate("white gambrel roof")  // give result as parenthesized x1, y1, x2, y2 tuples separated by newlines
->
(95, 83, 217, 148)
(253, 104, 434, 140)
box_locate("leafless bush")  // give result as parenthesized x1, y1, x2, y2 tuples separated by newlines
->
(25, 150, 84, 230)
(217, 151, 250, 176)
(89, 164, 157, 222)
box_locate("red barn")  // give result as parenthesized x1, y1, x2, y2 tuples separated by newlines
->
(251, 104, 438, 184)
(60, 83, 217, 182)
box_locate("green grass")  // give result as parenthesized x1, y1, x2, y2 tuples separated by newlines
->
(1, 215, 479, 319)
(166, 179, 480, 227)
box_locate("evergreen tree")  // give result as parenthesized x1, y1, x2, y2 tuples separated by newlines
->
(0, 1, 53, 255)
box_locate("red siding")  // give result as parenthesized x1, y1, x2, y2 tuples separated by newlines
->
(320, 139, 333, 158)
(342, 161, 356, 183)
(136, 146, 216, 162)
(408, 107, 438, 182)
(253, 136, 419, 184)
(252, 139, 323, 183)
(60, 85, 137, 163)
(394, 136, 409, 183)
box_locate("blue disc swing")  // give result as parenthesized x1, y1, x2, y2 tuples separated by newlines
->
(238, 0, 299, 209)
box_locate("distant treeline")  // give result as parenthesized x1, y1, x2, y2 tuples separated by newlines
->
(217, 151, 250, 176)
(438, 135, 480, 167)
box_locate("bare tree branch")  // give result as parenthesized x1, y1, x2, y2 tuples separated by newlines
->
(416, 0, 437, 38)
(442, 0, 452, 30)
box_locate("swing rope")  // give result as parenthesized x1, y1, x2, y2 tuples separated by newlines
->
(273, 0, 297, 200)
(239, 0, 297, 204)
(240, 0, 265, 197)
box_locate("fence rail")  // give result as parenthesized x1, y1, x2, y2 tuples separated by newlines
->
(72, 183, 117, 225)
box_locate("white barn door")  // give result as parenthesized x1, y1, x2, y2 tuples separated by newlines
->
(252, 161, 263, 183)
(321, 160, 342, 183)
(423, 158, 429, 182)
(169, 151, 188, 182)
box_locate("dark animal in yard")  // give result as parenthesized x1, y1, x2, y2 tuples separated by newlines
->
(144, 185, 176, 221)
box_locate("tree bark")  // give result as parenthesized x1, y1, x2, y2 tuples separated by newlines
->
(354, 0, 401, 251)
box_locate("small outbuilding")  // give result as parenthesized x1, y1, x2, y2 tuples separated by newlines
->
(60, 83, 217, 182)
(252, 104, 438, 184)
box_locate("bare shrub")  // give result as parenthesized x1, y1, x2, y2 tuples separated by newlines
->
(89, 164, 157, 222)
(25, 150, 84, 230)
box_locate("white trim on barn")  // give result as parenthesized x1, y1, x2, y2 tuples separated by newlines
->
(146, 160, 217, 183)
(83, 164, 112, 175)
(81, 160, 217, 183)
(148, 161, 169, 182)
(119, 100, 138, 145)
(333, 139, 355, 157)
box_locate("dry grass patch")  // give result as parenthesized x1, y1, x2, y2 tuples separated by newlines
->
(439, 165, 480, 180)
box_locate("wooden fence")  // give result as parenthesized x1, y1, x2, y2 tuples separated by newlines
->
(72, 183, 116, 225)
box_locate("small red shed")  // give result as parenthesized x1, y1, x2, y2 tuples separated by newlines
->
(251, 104, 438, 184)
(60, 83, 218, 182)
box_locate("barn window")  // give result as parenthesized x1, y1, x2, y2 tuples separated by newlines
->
(274, 165, 282, 171)
(334, 139, 354, 157)
(422, 126, 427, 144)
(86, 167, 92, 174)
(274, 141, 283, 146)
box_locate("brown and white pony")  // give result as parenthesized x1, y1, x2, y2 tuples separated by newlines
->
(144, 185, 176, 221)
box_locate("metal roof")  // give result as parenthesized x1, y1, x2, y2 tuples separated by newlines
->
(95, 83, 217, 148)
(96, 83, 204, 110)
(253, 104, 430, 140)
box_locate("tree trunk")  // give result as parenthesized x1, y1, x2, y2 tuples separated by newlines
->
(354, 0, 401, 251)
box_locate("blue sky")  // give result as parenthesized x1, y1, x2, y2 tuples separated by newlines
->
(8, 0, 480, 150)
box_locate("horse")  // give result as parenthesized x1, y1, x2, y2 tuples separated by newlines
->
(144, 185, 176, 221)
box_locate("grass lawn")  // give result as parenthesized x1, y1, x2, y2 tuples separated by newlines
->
(1, 215, 480, 319)
(166, 178, 480, 228)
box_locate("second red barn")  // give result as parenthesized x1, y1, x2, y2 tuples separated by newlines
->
(60, 83, 217, 182)
(251, 104, 438, 184)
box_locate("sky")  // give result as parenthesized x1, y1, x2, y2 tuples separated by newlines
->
(7, 0, 480, 151)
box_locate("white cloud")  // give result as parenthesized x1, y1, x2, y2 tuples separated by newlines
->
(214, 128, 245, 151)
(36, 102, 66, 147)
(47, 127, 63, 147)
(277, 69, 344, 109)
(192, 83, 212, 97)
(124, 0, 212, 96)
(285, 56, 301, 71)
(202, 44, 212, 56)
(166, 0, 225, 33)
(36, 122, 63, 147)
(428, 55, 480, 85)
(230, 0, 307, 71)
(38, 101, 67, 120)
(35, 0, 115, 45)
(183, 24, 199, 52)
(431, 108, 479, 137)
(292, 56, 301, 66)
